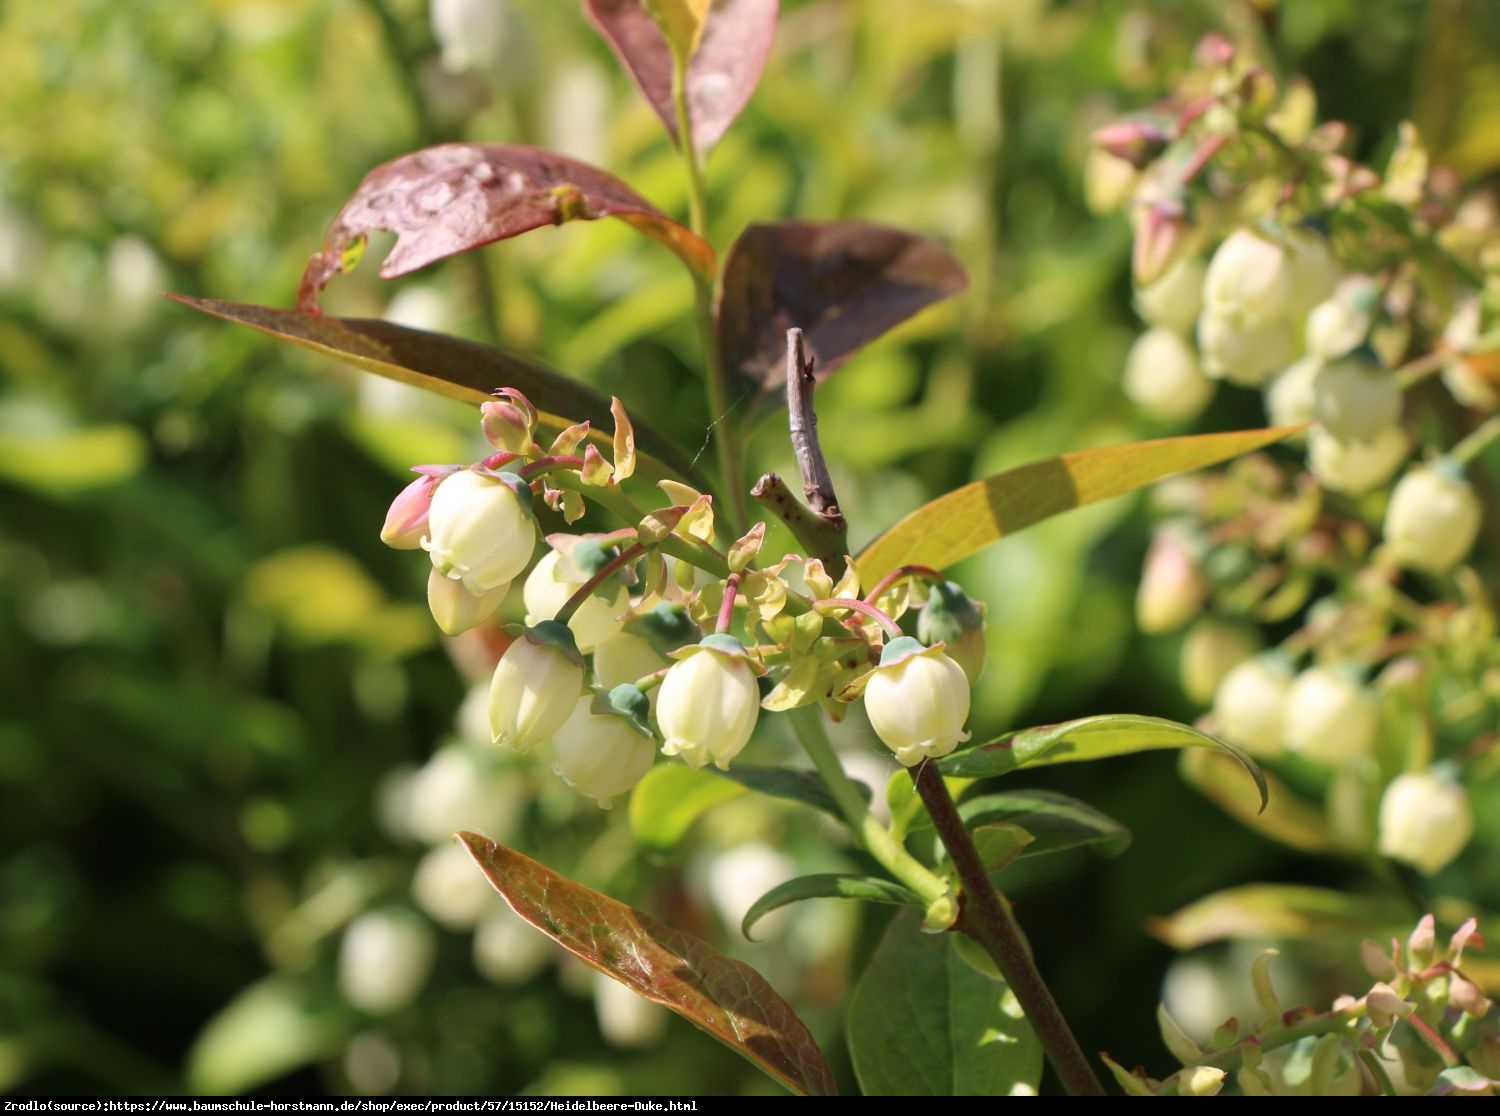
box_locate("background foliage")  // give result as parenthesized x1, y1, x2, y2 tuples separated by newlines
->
(2, 0, 1495, 1096)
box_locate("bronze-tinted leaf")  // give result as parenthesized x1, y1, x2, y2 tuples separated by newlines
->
(296, 143, 714, 308)
(716, 220, 968, 401)
(459, 833, 837, 1096)
(585, 0, 778, 153)
(168, 295, 707, 487)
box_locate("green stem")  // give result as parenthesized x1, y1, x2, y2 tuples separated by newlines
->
(911, 761, 1106, 1096)
(1448, 414, 1500, 466)
(788, 707, 950, 909)
(671, 47, 747, 534)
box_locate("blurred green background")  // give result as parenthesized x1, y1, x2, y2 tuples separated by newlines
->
(1, 0, 1494, 1096)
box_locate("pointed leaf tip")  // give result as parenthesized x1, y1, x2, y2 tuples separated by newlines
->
(457, 833, 836, 1095)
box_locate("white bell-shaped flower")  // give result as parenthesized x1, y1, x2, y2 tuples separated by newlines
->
(523, 545, 628, 652)
(1383, 464, 1482, 575)
(1123, 327, 1216, 424)
(863, 637, 972, 767)
(1211, 655, 1293, 758)
(488, 622, 584, 754)
(422, 469, 536, 595)
(426, 567, 508, 636)
(1307, 426, 1408, 495)
(1311, 354, 1401, 443)
(656, 635, 759, 771)
(1377, 770, 1473, 876)
(339, 909, 435, 1015)
(550, 690, 656, 808)
(1203, 226, 1337, 325)
(1282, 665, 1378, 766)
(1133, 254, 1206, 334)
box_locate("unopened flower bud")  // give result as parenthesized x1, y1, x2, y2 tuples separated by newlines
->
(916, 581, 988, 685)
(1124, 327, 1216, 423)
(1283, 665, 1378, 766)
(1180, 1067, 1227, 1096)
(1197, 311, 1297, 387)
(550, 688, 656, 807)
(381, 472, 444, 549)
(1133, 198, 1192, 285)
(1136, 525, 1208, 633)
(339, 909, 435, 1015)
(1311, 354, 1401, 443)
(1307, 426, 1408, 495)
(863, 637, 972, 767)
(1134, 254, 1206, 334)
(656, 634, 760, 771)
(423, 469, 536, 594)
(1377, 770, 1473, 876)
(1212, 655, 1292, 758)
(1093, 118, 1170, 169)
(523, 544, 627, 652)
(488, 621, 585, 754)
(480, 400, 533, 455)
(1383, 464, 1482, 575)
(1180, 617, 1260, 705)
(427, 568, 508, 636)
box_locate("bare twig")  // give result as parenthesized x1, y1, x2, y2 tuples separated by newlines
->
(750, 473, 848, 569)
(786, 328, 847, 533)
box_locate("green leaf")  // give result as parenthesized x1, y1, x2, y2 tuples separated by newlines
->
(186, 978, 345, 1095)
(644, 0, 711, 58)
(1148, 884, 1413, 951)
(168, 295, 707, 489)
(628, 764, 746, 850)
(1179, 749, 1337, 855)
(848, 910, 1042, 1096)
(742, 874, 922, 941)
(855, 427, 1301, 581)
(459, 834, 837, 1097)
(0, 424, 147, 497)
(957, 789, 1131, 859)
(714, 764, 871, 821)
(939, 714, 1268, 812)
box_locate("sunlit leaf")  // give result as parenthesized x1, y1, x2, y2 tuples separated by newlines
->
(957, 789, 1131, 859)
(848, 910, 1042, 1096)
(628, 763, 745, 850)
(168, 295, 707, 488)
(459, 833, 837, 1096)
(716, 220, 968, 402)
(856, 427, 1302, 581)
(643, 0, 710, 58)
(1179, 749, 1337, 855)
(186, 978, 345, 1095)
(1148, 884, 1412, 951)
(295, 143, 714, 307)
(586, 0, 778, 153)
(0, 425, 147, 497)
(939, 714, 1267, 811)
(742, 873, 921, 940)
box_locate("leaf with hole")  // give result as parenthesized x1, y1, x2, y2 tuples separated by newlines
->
(716, 220, 968, 404)
(855, 427, 1302, 581)
(586, 0, 778, 153)
(168, 295, 707, 488)
(741, 873, 921, 940)
(459, 833, 837, 1096)
(939, 714, 1267, 811)
(295, 143, 714, 309)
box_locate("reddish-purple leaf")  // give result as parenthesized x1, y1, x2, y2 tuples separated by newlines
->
(296, 143, 715, 309)
(168, 295, 708, 488)
(716, 220, 968, 402)
(585, 0, 778, 153)
(458, 833, 837, 1097)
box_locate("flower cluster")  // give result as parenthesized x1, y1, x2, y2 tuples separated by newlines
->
(1089, 35, 1495, 884)
(380, 390, 985, 808)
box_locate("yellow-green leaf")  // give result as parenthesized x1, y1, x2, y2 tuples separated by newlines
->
(856, 427, 1301, 581)
(645, 0, 711, 58)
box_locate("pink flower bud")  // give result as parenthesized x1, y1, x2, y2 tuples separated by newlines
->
(1133, 198, 1192, 285)
(1136, 526, 1208, 634)
(481, 399, 534, 455)
(380, 471, 445, 550)
(1093, 119, 1170, 169)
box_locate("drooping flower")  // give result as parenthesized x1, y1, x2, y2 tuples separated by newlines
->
(1282, 665, 1378, 766)
(550, 687, 656, 807)
(863, 637, 972, 767)
(1378, 770, 1473, 876)
(656, 634, 759, 771)
(523, 543, 627, 653)
(1383, 464, 1482, 575)
(426, 567, 508, 636)
(1211, 654, 1293, 758)
(423, 468, 536, 595)
(488, 621, 584, 754)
